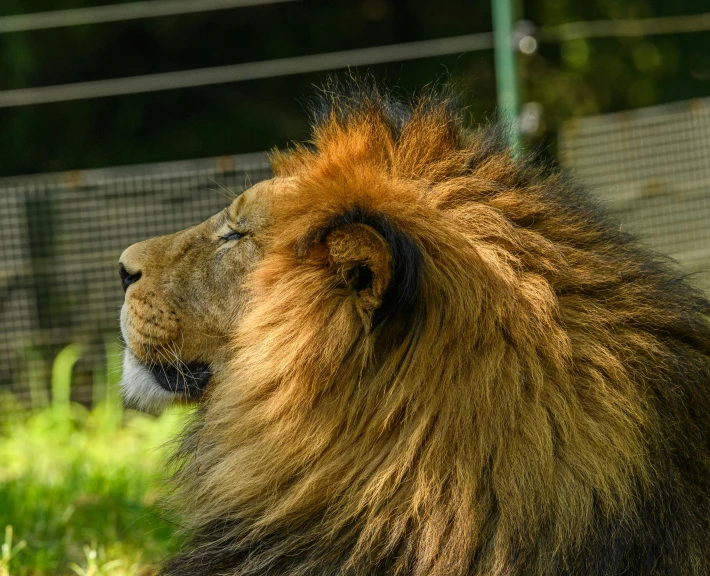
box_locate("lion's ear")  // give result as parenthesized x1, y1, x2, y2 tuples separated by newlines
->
(296, 207, 422, 326)
(326, 223, 392, 313)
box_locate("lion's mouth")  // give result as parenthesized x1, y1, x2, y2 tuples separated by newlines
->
(149, 362, 212, 398)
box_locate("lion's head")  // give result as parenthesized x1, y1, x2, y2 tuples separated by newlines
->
(119, 179, 277, 413)
(120, 84, 710, 576)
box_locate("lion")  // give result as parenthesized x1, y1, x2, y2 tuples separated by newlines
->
(119, 83, 710, 575)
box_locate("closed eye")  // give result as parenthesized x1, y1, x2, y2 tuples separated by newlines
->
(220, 229, 247, 242)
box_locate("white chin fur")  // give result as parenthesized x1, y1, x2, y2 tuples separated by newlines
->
(120, 304, 175, 414)
(120, 350, 176, 415)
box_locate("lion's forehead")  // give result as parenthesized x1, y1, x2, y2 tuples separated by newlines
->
(230, 177, 298, 225)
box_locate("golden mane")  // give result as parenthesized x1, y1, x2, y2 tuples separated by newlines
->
(164, 83, 710, 575)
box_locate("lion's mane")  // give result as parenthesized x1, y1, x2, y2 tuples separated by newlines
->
(164, 83, 710, 575)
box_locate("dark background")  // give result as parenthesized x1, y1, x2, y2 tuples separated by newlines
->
(0, 0, 709, 177)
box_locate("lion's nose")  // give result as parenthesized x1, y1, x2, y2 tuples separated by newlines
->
(119, 262, 142, 293)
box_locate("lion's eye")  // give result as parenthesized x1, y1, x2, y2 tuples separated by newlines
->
(220, 229, 246, 242)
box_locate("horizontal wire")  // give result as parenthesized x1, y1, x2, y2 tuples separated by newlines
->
(539, 11, 710, 41)
(0, 33, 494, 108)
(0, 0, 296, 33)
(0, 11, 708, 107)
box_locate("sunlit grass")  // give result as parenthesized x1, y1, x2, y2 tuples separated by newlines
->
(0, 400, 186, 575)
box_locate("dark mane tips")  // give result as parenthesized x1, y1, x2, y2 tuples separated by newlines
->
(309, 76, 412, 140)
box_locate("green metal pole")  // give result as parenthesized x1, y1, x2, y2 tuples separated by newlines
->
(492, 0, 520, 154)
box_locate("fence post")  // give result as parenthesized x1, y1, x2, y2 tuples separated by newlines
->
(492, 0, 521, 154)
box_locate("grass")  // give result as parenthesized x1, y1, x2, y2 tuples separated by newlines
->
(0, 399, 186, 575)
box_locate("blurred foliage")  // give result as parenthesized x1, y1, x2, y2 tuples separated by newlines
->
(0, 0, 707, 174)
(0, 400, 184, 574)
(524, 0, 710, 149)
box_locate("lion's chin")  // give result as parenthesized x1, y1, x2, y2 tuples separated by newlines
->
(120, 350, 211, 415)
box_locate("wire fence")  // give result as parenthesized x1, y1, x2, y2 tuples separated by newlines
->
(2, 96, 710, 419)
(0, 153, 272, 416)
(0, 0, 295, 33)
(559, 97, 710, 292)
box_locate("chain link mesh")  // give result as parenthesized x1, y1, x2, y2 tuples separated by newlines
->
(559, 98, 710, 291)
(3, 98, 710, 418)
(0, 154, 272, 416)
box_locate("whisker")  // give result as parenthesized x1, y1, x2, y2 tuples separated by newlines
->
(207, 177, 239, 202)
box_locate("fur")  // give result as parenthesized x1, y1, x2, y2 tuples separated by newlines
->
(127, 82, 710, 575)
